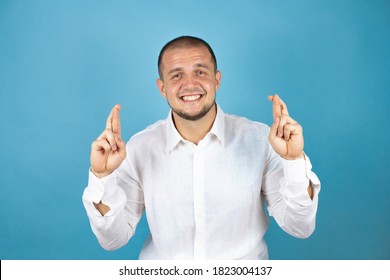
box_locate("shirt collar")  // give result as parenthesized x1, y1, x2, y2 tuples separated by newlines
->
(209, 104, 226, 147)
(165, 111, 184, 154)
(165, 103, 226, 154)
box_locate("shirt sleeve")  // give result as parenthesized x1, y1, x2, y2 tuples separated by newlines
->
(262, 149, 321, 238)
(82, 152, 145, 251)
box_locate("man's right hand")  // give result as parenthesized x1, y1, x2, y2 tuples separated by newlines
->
(90, 104, 127, 178)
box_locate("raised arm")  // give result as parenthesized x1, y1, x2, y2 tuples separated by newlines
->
(267, 94, 313, 199)
(90, 104, 127, 215)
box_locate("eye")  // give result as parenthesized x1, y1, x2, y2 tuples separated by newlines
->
(196, 70, 206, 75)
(171, 73, 182, 80)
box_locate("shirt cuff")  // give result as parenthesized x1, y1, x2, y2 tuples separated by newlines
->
(84, 169, 118, 203)
(282, 154, 312, 183)
(281, 154, 311, 197)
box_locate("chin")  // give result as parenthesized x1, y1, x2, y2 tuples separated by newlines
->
(174, 104, 214, 121)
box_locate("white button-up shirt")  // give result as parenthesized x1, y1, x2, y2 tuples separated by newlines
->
(82, 105, 320, 259)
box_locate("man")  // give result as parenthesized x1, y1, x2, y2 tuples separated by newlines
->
(82, 36, 320, 259)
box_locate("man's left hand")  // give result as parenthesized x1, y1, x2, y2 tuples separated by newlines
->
(268, 94, 304, 160)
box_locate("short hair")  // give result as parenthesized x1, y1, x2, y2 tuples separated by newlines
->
(158, 36, 218, 79)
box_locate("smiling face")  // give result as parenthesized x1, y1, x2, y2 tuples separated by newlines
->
(157, 46, 221, 122)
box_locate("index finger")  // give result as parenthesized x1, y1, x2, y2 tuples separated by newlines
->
(106, 104, 121, 134)
(268, 94, 289, 118)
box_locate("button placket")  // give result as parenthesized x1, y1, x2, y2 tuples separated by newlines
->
(192, 147, 206, 259)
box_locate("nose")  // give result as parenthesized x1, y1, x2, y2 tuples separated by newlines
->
(181, 78, 204, 96)
(182, 75, 198, 90)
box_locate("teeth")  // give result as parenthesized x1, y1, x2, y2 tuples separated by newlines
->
(182, 95, 201, 101)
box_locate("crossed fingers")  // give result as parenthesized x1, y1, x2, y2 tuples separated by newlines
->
(96, 104, 122, 152)
(268, 94, 289, 118)
(268, 94, 300, 141)
(106, 104, 121, 134)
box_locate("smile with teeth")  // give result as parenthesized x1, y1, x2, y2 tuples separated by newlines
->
(181, 94, 202, 101)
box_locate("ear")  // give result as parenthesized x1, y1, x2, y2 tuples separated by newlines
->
(215, 70, 222, 91)
(156, 78, 167, 98)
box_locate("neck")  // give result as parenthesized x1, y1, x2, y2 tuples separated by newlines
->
(172, 103, 217, 145)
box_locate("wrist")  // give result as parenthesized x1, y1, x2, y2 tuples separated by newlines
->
(281, 152, 304, 161)
(90, 168, 112, 179)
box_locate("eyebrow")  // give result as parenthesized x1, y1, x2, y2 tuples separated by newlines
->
(167, 67, 184, 76)
(194, 63, 210, 70)
(167, 64, 210, 76)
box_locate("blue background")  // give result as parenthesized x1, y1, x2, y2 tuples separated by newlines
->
(0, 0, 389, 260)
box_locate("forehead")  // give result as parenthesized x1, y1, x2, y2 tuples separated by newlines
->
(161, 46, 213, 70)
